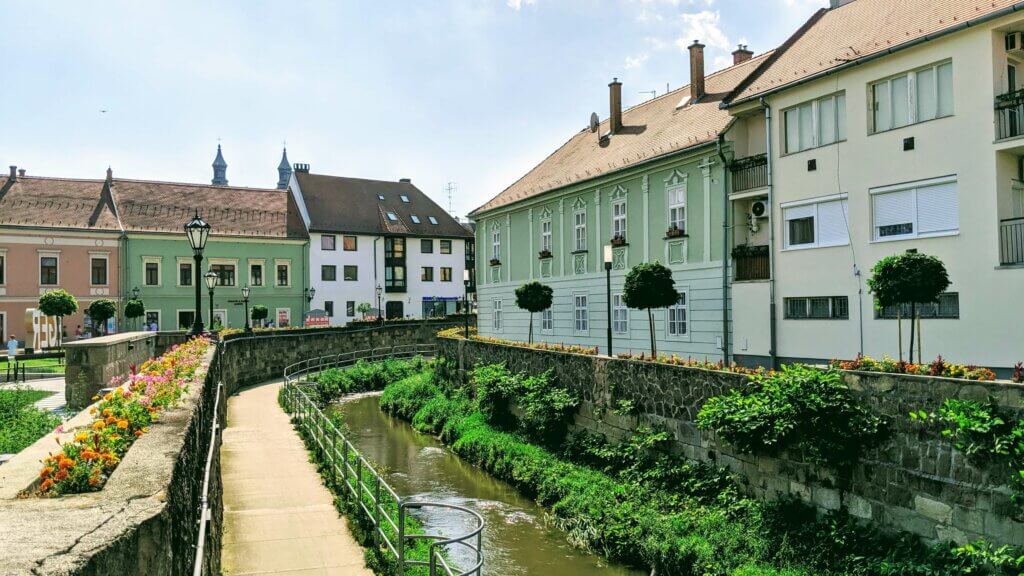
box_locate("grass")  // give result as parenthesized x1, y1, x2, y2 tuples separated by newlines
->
(0, 388, 61, 454)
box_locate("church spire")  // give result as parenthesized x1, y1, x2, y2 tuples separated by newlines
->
(212, 144, 228, 186)
(276, 147, 291, 190)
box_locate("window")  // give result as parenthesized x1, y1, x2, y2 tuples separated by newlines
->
(784, 296, 849, 319)
(90, 256, 108, 286)
(574, 210, 587, 251)
(346, 301, 355, 317)
(541, 219, 552, 252)
(440, 240, 452, 254)
(421, 239, 433, 253)
(249, 262, 263, 286)
(324, 301, 334, 317)
(541, 308, 553, 333)
(782, 197, 849, 249)
(493, 299, 503, 330)
(492, 228, 501, 261)
(145, 310, 160, 329)
(176, 310, 195, 330)
(321, 235, 336, 251)
(421, 267, 434, 281)
(179, 261, 193, 287)
(668, 293, 687, 336)
(784, 92, 846, 153)
(387, 212, 398, 221)
(613, 293, 628, 334)
(428, 216, 438, 225)
(574, 294, 588, 333)
(210, 263, 236, 286)
(322, 265, 337, 281)
(41, 256, 58, 285)
(343, 265, 358, 281)
(143, 260, 159, 286)
(276, 262, 290, 286)
(401, 195, 409, 203)
(612, 200, 627, 239)
(440, 267, 452, 282)
(871, 61, 952, 133)
(343, 236, 358, 251)
(0, 253, 5, 285)
(876, 292, 960, 319)
(668, 186, 686, 231)
(385, 237, 406, 258)
(411, 215, 421, 224)
(871, 177, 958, 241)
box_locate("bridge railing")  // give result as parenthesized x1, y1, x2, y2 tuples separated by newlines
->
(280, 345, 484, 576)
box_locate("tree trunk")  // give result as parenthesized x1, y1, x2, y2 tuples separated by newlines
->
(908, 302, 916, 365)
(528, 313, 534, 344)
(897, 306, 903, 363)
(648, 308, 656, 357)
(917, 312, 923, 364)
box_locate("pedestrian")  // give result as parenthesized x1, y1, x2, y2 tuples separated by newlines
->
(7, 334, 17, 359)
(75, 325, 83, 339)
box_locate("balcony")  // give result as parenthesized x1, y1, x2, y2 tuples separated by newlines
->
(995, 89, 1024, 140)
(730, 153, 768, 193)
(732, 244, 770, 281)
(1000, 217, 1024, 265)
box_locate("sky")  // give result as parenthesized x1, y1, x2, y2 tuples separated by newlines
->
(0, 0, 827, 219)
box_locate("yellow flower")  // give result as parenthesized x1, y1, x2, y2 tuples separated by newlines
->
(92, 421, 106, 431)
(116, 419, 129, 430)
(74, 432, 89, 443)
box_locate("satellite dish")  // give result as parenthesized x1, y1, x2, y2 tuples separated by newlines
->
(589, 112, 599, 132)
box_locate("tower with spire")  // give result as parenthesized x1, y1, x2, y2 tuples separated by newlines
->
(212, 144, 228, 186)
(277, 147, 291, 189)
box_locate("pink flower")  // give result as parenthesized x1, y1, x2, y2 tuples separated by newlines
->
(54, 424, 65, 434)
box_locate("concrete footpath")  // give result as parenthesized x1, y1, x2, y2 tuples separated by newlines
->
(221, 379, 373, 576)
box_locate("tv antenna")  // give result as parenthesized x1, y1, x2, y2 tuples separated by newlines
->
(639, 90, 656, 100)
(444, 182, 458, 216)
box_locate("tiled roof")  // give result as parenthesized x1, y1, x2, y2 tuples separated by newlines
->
(469, 51, 773, 217)
(294, 172, 473, 238)
(0, 176, 120, 230)
(728, 0, 1018, 104)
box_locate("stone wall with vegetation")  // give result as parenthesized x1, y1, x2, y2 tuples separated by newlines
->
(439, 336, 1024, 548)
(64, 332, 157, 409)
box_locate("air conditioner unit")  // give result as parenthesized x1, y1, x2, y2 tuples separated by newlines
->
(1007, 32, 1024, 58)
(749, 200, 768, 219)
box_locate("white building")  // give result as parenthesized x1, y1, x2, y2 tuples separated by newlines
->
(288, 166, 475, 324)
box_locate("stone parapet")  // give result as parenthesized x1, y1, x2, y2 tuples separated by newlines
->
(63, 332, 157, 409)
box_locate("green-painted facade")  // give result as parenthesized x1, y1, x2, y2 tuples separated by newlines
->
(120, 234, 308, 331)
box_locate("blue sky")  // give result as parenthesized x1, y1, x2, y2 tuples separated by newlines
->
(0, 0, 825, 218)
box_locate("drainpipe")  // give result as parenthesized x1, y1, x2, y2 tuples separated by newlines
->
(761, 96, 778, 370)
(373, 236, 381, 315)
(716, 135, 731, 365)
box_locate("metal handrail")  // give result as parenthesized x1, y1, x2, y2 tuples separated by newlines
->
(193, 345, 226, 576)
(281, 346, 484, 576)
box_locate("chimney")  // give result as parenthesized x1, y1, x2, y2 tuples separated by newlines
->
(608, 78, 623, 134)
(399, 178, 411, 183)
(732, 44, 753, 65)
(688, 40, 706, 102)
(293, 163, 310, 173)
(106, 167, 113, 183)
(9, 166, 16, 180)
(17, 168, 25, 177)
(829, 0, 856, 7)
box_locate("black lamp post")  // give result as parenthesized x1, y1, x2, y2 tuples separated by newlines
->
(604, 245, 613, 358)
(241, 285, 251, 333)
(184, 211, 211, 336)
(375, 284, 383, 325)
(463, 269, 471, 339)
(130, 286, 140, 330)
(304, 287, 315, 323)
(204, 271, 218, 330)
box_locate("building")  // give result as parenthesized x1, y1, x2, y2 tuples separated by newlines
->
(468, 44, 770, 358)
(0, 166, 123, 343)
(721, 0, 1024, 374)
(288, 166, 474, 323)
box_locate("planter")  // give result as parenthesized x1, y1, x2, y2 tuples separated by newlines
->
(610, 236, 627, 247)
(489, 258, 502, 266)
(665, 227, 686, 239)
(538, 250, 552, 259)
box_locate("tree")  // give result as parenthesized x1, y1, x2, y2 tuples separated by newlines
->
(514, 281, 553, 344)
(867, 251, 950, 363)
(251, 305, 269, 326)
(356, 302, 372, 319)
(86, 299, 118, 336)
(622, 262, 679, 357)
(38, 289, 78, 349)
(124, 299, 145, 330)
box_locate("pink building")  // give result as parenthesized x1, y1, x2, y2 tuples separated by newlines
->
(0, 166, 122, 346)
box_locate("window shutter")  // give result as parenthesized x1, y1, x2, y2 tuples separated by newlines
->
(783, 204, 815, 221)
(873, 190, 914, 233)
(817, 200, 849, 246)
(916, 181, 958, 234)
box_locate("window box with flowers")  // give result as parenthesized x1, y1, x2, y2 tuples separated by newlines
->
(538, 249, 552, 259)
(665, 226, 687, 239)
(489, 258, 502, 266)
(610, 235, 628, 247)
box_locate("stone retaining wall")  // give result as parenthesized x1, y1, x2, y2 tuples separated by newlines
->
(440, 336, 1024, 548)
(64, 332, 157, 409)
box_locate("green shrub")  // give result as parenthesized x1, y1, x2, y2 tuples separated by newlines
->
(313, 356, 427, 404)
(697, 365, 887, 467)
(468, 363, 577, 446)
(0, 389, 61, 454)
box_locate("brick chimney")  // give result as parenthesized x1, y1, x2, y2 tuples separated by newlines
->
(609, 78, 623, 134)
(732, 44, 753, 65)
(9, 166, 16, 181)
(688, 40, 706, 102)
(106, 166, 113, 183)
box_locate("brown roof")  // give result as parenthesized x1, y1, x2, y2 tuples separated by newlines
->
(470, 51, 772, 217)
(728, 0, 1017, 104)
(0, 176, 120, 231)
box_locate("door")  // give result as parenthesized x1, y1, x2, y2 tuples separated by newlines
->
(385, 301, 404, 320)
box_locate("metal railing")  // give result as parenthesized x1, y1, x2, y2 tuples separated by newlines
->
(730, 153, 768, 192)
(1000, 217, 1024, 265)
(732, 245, 770, 281)
(996, 88, 1024, 140)
(193, 344, 226, 576)
(281, 345, 484, 576)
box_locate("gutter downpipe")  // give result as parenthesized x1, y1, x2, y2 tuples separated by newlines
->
(716, 134, 731, 365)
(761, 96, 778, 370)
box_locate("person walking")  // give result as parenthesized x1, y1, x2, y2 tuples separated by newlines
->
(7, 334, 17, 359)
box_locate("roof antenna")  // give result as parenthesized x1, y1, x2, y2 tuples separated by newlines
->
(444, 182, 457, 217)
(639, 90, 657, 100)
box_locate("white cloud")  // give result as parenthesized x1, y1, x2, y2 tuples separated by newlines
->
(624, 53, 650, 69)
(507, 0, 536, 11)
(675, 10, 731, 52)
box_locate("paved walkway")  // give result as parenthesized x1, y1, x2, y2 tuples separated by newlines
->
(221, 379, 373, 576)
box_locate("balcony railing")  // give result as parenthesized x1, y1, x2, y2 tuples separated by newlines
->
(730, 153, 768, 193)
(995, 89, 1024, 140)
(732, 244, 770, 281)
(1000, 217, 1024, 265)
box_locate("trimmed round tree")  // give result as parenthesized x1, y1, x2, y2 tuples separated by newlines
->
(622, 261, 678, 358)
(124, 299, 145, 331)
(867, 251, 950, 363)
(514, 281, 553, 344)
(251, 304, 269, 327)
(86, 299, 118, 336)
(38, 289, 78, 348)
(356, 302, 372, 319)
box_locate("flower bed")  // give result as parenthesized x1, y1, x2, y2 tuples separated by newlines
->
(438, 326, 600, 356)
(37, 337, 210, 496)
(830, 354, 997, 381)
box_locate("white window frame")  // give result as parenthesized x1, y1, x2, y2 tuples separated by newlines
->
(573, 293, 589, 334)
(248, 259, 265, 287)
(212, 309, 229, 328)
(37, 250, 61, 287)
(88, 252, 109, 287)
(573, 209, 587, 251)
(611, 199, 627, 239)
(783, 92, 846, 154)
(275, 259, 292, 287)
(428, 216, 439, 225)
(541, 218, 552, 252)
(666, 289, 689, 339)
(491, 227, 501, 262)
(175, 309, 196, 331)
(541, 308, 553, 334)
(144, 309, 161, 330)
(142, 256, 161, 287)
(492, 299, 503, 332)
(612, 292, 628, 335)
(0, 248, 7, 286)
(783, 296, 850, 320)
(667, 185, 686, 231)
(870, 60, 953, 134)
(870, 175, 958, 242)
(208, 257, 239, 287)
(176, 258, 194, 288)
(781, 194, 850, 250)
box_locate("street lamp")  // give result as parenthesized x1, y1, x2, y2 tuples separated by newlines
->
(604, 245, 613, 358)
(204, 271, 218, 331)
(463, 269, 471, 339)
(130, 286, 140, 300)
(184, 211, 211, 336)
(375, 284, 383, 325)
(241, 285, 251, 333)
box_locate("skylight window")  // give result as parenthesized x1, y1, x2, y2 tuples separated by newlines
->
(428, 216, 439, 225)
(410, 215, 421, 223)
(387, 212, 398, 221)
(401, 195, 410, 203)
(378, 195, 385, 200)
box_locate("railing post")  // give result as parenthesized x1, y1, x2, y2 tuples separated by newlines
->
(397, 504, 406, 576)
(342, 440, 350, 498)
(330, 425, 337, 488)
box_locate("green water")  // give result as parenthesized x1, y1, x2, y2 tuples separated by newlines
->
(333, 394, 646, 576)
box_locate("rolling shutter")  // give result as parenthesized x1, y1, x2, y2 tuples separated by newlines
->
(817, 200, 849, 246)
(916, 181, 958, 235)
(873, 190, 914, 238)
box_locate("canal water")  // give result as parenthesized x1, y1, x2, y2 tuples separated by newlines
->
(333, 394, 646, 576)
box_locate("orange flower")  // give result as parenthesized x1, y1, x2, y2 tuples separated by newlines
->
(105, 416, 117, 425)
(88, 476, 100, 487)
(134, 430, 144, 437)
(92, 421, 106, 431)
(116, 419, 129, 430)
(102, 408, 112, 416)
(40, 478, 54, 492)
(58, 458, 75, 470)
(54, 469, 68, 481)
(39, 466, 54, 479)
(81, 449, 98, 461)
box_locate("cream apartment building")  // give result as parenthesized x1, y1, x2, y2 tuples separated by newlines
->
(723, 0, 1024, 375)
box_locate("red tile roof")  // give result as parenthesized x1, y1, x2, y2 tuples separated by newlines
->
(0, 176, 119, 230)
